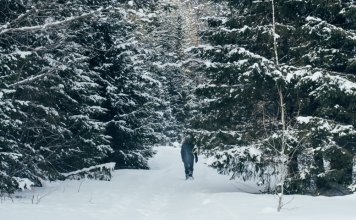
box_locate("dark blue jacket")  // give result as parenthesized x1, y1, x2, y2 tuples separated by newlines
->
(181, 143, 197, 163)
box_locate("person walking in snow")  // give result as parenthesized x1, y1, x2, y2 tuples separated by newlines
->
(181, 134, 198, 180)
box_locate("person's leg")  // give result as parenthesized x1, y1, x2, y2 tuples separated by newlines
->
(189, 160, 194, 177)
(182, 150, 189, 178)
(183, 161, 190, 179)
(187, 154, 194, 178)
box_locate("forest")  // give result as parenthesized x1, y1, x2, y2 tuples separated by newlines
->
(0, 0, 355, 199)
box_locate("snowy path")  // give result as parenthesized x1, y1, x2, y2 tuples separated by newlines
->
(1, 146, 356, 220)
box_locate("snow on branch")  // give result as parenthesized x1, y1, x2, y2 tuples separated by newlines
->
(0, 6, 38, 31)
(0, 7, 104, 36)
(13, 177, 34, 191)
(8, 69, 57, 88)
(62, 162, 116, 181)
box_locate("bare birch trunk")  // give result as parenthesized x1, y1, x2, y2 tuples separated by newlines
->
(277, 86, 287, 212)
(271, 0, 279, 66)
(271, 0, 286, 211)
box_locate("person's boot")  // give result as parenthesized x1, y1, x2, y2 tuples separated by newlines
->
(188, 171, 194, 180)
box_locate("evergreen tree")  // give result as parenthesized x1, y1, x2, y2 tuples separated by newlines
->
(0, 0, 117, 194)
(0, 0, 161, 193)
(145, 0, 194, 144)
(189, 0, 356, 195)
(150, 0, 215, 144)
(88, 8, 158, 168)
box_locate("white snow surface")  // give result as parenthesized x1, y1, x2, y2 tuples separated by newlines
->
(1, 146, 356, 220)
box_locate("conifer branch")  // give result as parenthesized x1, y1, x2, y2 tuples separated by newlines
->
(0, 7, 104, 36)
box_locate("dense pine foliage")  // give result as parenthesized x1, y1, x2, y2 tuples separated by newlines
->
(0, 0, 355, 197)
(189, 0, 356, 195)
(0, 0, 159, 194)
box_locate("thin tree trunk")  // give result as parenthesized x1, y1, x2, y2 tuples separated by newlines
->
(277, 86, 286, 212)
(271, 0, 279, 66)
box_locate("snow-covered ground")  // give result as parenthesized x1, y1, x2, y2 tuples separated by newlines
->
(1, 146, 355, 220)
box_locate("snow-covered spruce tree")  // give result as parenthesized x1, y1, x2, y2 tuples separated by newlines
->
(91, 1, 161, 169)
(189, 0, 356, 196)
(142, 0, 197, 144)
(0, 0, 162, 193)
(0, 0, 117, 194)
(148, 0, 217, 144)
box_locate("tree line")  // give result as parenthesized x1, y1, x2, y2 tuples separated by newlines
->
(1, 0, 355, 198)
